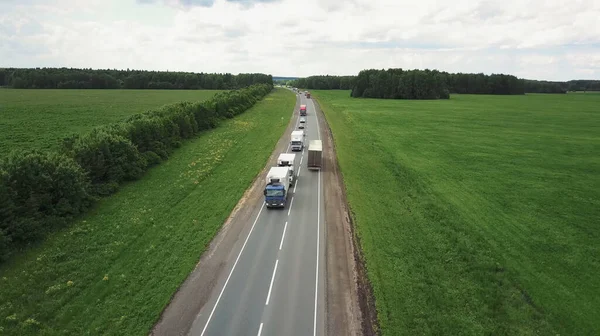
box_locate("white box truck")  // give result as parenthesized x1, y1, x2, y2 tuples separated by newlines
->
(290, 130, 305, 151)
(277, 153, 296, 185)
(277, 153, 296, 167)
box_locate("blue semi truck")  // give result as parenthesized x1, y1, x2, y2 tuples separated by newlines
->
(264, 166, 294, 208)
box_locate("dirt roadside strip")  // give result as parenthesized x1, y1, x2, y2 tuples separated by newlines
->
(150, 89, 372, 336)
(313, 98, 378, 336)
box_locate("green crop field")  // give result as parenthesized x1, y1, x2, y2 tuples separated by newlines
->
(315, 91, 600, 335)
(0, 88, 295, 335)
(0, 89, 223, 156)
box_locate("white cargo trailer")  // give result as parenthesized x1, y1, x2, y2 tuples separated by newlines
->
(290, 130, 305, 151)
(307, 140, 322, 170)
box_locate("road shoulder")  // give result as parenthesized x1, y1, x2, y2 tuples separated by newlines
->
(150, 89, 300, 336)
(312, 97, 377, 336)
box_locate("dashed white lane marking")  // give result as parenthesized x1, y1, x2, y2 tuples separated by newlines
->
(287, 197, 294, 216)
(265, 259, 279, 305)
(200, 204, 266, 336)
(279, 221, 288, 250)
(257, 323, 263, 336)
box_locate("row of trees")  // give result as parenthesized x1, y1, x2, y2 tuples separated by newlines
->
(351, 68, 450, 99)
(290, 75, 356, 90)
(0, 67, 273, 90)
(289, 71, 600, 96)
(524, 80, 568, 94)
(559, 79, 600, 92)
(290, 70, 524, 98)
(0, 83, 273, 262)
(445, 72, 524, 95)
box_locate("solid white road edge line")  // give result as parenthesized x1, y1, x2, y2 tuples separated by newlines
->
(257, 323, 264, 336)
(313, 100, 322, 336)
(313, 168, 321, 336)
(265, 259, 279, 305)
(287, 196, 294, 216)
(279, 221, 288, 250)
(313, 100, 322, 141)
(285, 94, 302, 153)
(200, 203, 266, 336)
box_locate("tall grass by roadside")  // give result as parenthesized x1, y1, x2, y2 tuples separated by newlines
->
(316, 90, 600, 335)
(0, 88, 295, 335)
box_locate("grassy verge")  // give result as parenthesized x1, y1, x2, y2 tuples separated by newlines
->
(0, 88, 295, 335)
(315, 90, 600, 335)
(0, 89, 222, 155)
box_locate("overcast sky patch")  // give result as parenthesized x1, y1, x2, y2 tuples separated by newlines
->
(0, 0, 599, 80)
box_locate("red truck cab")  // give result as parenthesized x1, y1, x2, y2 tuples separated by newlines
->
(300, 104, 307, 116)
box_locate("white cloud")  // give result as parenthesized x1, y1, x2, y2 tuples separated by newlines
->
(0, 0, 599, 80)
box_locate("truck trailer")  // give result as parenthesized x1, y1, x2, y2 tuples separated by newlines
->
(277, 153, 296, 167)
(300, 104, 307, 116)
(307, 140, 323, 170)
(264, 166, 294, 208)
(290, 130, 305, 151)
(277, 153, 297, 185)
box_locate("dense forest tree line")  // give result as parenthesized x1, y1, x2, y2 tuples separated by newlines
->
(0, 67, 273, 89)
(351, 68, 450, 99)
(524, 80, 567, 93)
(289, 75, 356, 90)
(0, 83, 273, 262)
(290, 70, 524, 97)
(513, 78, 600, 93)
(289, 71, 600, 96)
(443, 72, 524, 94)
(563, 79, 600, 91)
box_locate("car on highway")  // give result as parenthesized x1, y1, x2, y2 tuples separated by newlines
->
(299, 117, 306, 124)
(299, 123, 305, 129)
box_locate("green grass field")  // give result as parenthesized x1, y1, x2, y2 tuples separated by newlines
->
(315, 91, 600, 335)
(0, 89, 223, 156)
(0, 88, 295, 335)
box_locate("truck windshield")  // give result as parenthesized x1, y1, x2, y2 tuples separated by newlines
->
(266, 189, 284, 197)
(291, 141, 302, 145)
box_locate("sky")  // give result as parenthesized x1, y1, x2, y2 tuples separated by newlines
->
(0, 0, 599, 81)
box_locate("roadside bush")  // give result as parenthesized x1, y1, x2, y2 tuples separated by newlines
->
(142, 151, 162, 167)
(0, 170, 14, 261)
(0, 150, 93, 245)
(191, 101, 220, 131)
(64, 129, 147, 195)
(0, 229, 8, 262)
(122, 115, 179, 160)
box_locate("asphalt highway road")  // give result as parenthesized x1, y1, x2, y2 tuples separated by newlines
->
(186, 92, 326, 336)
